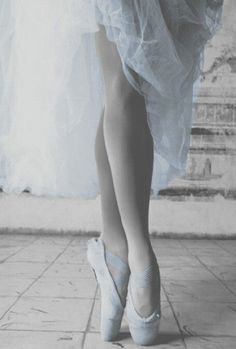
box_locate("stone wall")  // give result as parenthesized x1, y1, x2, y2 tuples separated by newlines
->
(160, 0, 236, 200)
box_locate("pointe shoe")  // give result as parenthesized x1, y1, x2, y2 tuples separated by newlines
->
(126, 257, 161, 346)
(86, 237, 130, 341)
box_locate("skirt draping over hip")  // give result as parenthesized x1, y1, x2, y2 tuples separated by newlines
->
(0, 0, 223, 198)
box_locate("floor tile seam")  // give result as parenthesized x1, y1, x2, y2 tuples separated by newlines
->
(213, 240, 236, 257)
(8, 275, 96, 280)
(158, 265, 216, 268)
(4, 258, 206, 268)
(192, 258, 236, 298)
(0, 328, 85, 333)
(0, 328, 236, 338)
(179, 239, 220, 245)
(1, 295, 99, 300)
(83, 331, 236, 338)
(178, 240, 236, 298)
(2, 261, 61, 264)
(162, 278, 231, 281)
(180, 239, 235, 257)
(2, 238, 76, 261)
(0, 238, 74, 322)
(80, 287, 98, 349)
(169, 301, 236, 306)
(1, 236, 40, 263)
(159, 299, 236, 304)
(165, 240, 235, 347)
(12, 277, 95, 280)
(2, 260, 86, 263)
(161, 283, 187, 349)
(161, 277, 220, 282)
(0, 276, 36, 280)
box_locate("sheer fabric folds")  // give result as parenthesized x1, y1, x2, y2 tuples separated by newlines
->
(0, 0, 223, 198)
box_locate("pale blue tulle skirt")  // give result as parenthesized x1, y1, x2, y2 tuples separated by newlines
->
(0, 0, 223, 198)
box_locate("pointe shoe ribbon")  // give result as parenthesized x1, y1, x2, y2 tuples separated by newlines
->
(126, 259, 161, 346)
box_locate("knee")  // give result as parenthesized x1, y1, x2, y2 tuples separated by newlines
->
(107, 72, 140, 111)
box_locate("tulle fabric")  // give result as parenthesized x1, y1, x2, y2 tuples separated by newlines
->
(0, 0, 223, 198)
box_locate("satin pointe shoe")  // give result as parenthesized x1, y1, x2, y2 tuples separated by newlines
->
(86, 237, 130, 341)
(126, 257, 161, 346)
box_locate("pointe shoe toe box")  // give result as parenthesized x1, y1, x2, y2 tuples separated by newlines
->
(127, 300, 161, 346)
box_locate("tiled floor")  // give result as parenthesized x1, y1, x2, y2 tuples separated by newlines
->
(0, 234, 236, 348)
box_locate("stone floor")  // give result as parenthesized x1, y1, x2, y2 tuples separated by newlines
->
(0, 234, 236, 348)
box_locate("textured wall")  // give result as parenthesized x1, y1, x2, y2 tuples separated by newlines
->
(200, 0, 236, 95)
(161, 0, 236, 200)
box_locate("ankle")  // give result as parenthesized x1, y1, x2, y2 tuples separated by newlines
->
(128, 258, 161, 318)
(100, 235, 128, 263)
(128, 244, 156, 272)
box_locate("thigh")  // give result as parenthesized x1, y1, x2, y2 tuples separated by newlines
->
(94, 24, 141, 103)
(94, 24, 122, 82)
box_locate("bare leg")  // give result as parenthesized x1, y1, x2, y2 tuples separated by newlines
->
(95, 108, 128, 262)
(95, 24, 159, 316)
(95, 108, 129, 303)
